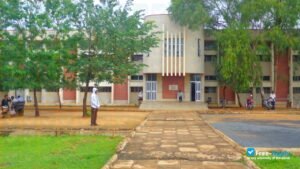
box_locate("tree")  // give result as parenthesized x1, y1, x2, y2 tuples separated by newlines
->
(240, 0, 300, 99)
(0, 0, 72, 116)
(69, 0, 159, 117)
(44, 0, 78, 109)
(169, 0, 262, 107)
(216, 26, 261, 107)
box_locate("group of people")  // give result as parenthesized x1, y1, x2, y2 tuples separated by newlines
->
(246, 91, 276, 110)
(1, 95, 25, 117)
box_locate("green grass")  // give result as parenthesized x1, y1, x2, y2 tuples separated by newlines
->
(0, 135, 122, 169)
(252, 156, 300, 169)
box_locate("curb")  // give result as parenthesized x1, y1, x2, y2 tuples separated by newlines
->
(200, 115, 260, 169)
(101, 115, 149, 169)
(197, 110, 300, 115)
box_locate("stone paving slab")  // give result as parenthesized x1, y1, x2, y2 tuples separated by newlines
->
(110, 112, 248, 169)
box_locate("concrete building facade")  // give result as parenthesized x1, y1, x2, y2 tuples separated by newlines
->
(1, 14, 299, 108)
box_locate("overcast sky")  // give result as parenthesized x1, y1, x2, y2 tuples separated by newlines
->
(117, 0, 171, 15)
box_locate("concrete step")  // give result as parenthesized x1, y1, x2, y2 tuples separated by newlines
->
(139, 101, 208, 111)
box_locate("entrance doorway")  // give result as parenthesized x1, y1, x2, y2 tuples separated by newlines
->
(190, 74, 201, 102)
(146, 74, 157, 100)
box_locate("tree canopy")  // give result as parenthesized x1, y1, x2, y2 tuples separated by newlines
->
(0, 0, 159, 116)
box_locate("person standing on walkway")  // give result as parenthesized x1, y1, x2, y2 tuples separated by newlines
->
(138, 90, 143, 106)
(91, 87, 100, 126)
(177, 90, 184, 102)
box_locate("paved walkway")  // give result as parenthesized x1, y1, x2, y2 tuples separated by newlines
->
(110, 112, 249, 169)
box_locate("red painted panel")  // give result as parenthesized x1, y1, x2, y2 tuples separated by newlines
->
(114, 81, 128, 100)
(63, 89, 76, 100)
(275, 51, 289, 99)
(219, 86, 235, 102)
(162, 76, 185, 99)
(63, 68, 76, 100)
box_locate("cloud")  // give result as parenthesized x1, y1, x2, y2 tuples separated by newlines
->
(117, 0, 170, 15)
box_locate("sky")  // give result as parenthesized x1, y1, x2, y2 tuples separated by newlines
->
(117, 0, 170, 15)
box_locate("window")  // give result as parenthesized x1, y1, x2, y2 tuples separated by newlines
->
(164, 37, 184, 57)
(204, 55, 216, 62)
(258, 55, 271, 62)
(131, 87, 142, 92)
(205, 87, 217, 93)
(80, 87, 93, 92)
(205, 75, 217, 81)
(98, 87, 111, 92)
(80, 87, 111, 92)
(262, 76, 270, 81)
(293, 87, 300, 94)
(256, 87, 271, 94)
(146, 74, 157, 81)
(191, 74, 201, 81)
(204, 40, 217, 50)
(131, 75, 143, 81)
(46, 88, 59, 92)
(293, 55, 300, 62)
(293, 76, 300, 81)
(29, 89, 42, 92)
(131, 54, 143, 61)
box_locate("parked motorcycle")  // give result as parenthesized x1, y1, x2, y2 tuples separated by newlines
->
(263, 97, 275, 110)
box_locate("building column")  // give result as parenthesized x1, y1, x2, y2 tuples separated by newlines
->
(128, 78, 130, 104)
(111, 83, 114, 104)
(143, 74, 146, 101)
(201, 74, 205, 102)
(162, 24, 165, 76)
(166, 31, 169, 76)
(271, 43, 275, 90)
(41, 89, 46, 104)
(170, 33, 173, 76)
(183, 27, 186, 76)
(290, 50, 294, 107)
(24, 89, 30, 103)
(76, 88, 80, 104)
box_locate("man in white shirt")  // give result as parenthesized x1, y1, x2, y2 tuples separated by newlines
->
(91, 87, 100, 126)
(270, 91, 276, 109)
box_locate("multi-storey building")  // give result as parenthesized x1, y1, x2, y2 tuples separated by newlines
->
(1, 14, 300, 108)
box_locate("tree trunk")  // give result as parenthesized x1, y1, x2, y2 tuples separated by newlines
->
(33, 89, 40, 117)
(57, 90, 62, 109)
(237, 93, 243, 107)
(82, 75, 90, 117)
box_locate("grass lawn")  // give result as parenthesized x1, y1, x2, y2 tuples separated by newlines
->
(252, 156, 300, 169)
(0, 135, 122, 169)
